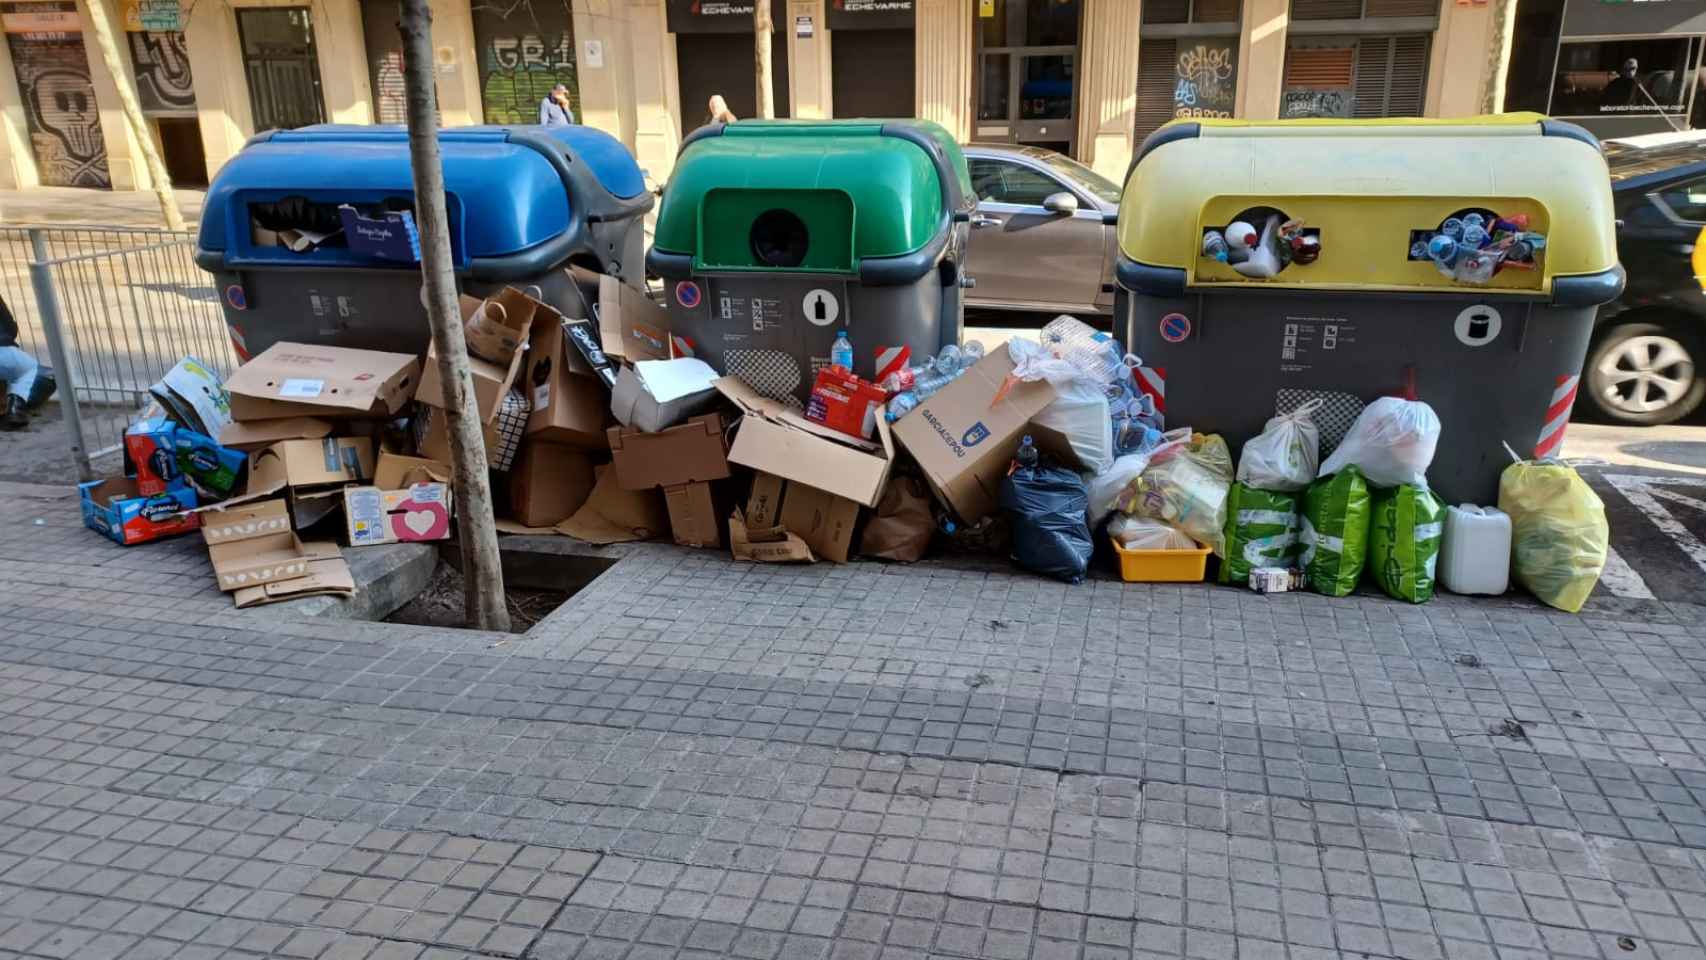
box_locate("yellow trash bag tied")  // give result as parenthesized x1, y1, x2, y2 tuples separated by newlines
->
(1497, 457, 1608, 613)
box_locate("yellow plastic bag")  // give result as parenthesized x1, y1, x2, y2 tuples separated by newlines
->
(1116, 432, 1232, 557)
(1497, 458, 1608, 613)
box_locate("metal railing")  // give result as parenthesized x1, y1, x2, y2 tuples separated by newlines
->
(0, 225, 235, 479)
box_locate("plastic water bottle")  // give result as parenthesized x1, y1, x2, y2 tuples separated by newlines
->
(1015, 435, 1038, 470)
(912, 368, 956, 400)
(1201, 231, 1229, 262)
(1426, 234, 1458, 267)
(830, 330, 854, 372)
(936, 343, 963, 375)
(1441, 217, 1465, 240)
(884, 391, 920, 422)
(1040, 315, 1125, 385)
(1462, 224, 1488, 249)
(880, 357, 935, 395)
(962, 340, 986, 366)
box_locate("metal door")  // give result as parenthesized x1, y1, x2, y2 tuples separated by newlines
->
(964, 155, 1105, 312)
(974, 0, 1079, 154)
(236, 8, 325, 133)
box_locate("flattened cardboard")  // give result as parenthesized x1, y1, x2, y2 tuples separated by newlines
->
(225, 342, 419, 421)
(714, 377, 893, 509)
(746, 472, 786, 536)
(663, 481, 721, 548)
(527, 304, 614, 448)
(416, 325, 529, 424)
(556, 464, 669, 544)
(729, 509, 813, 563)
(779, 483, 861, 564)
(607, 414, 730, 492)
(890, 348, 1059, 524)
(344, 483, 453, 546)
(374, 450, 452, 490)
(231, 556, 354, 608)
(218, 417, 333, 452)
(508, 440, 595, 528)
(198, 499, 338, 593)
(598, 274, 671, 361)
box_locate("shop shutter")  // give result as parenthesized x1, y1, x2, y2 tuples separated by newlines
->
(1291, 0, 1362, 21)
(1144, 0, 1190, 24)
(1194, 0, 1242, 23)
(1350, 35, 1429, 117)
(1283, 46, 1356, 88)
(1364, 0, 1437, 17)
(1135, 39, 1179, 143)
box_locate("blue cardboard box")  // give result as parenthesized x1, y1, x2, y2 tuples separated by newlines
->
(80, 477, 200, 546)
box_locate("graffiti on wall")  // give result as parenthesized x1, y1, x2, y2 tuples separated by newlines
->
(4, 21, 110, 187)
(1172, 41, 1235, 120)
(472, 0, 578, 124)
(126, 30, 193, 113)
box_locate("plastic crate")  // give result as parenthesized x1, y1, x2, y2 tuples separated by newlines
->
(1110, 537, 1211, 583)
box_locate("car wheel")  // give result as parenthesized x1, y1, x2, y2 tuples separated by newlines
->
(1584, 321, 1706, 426)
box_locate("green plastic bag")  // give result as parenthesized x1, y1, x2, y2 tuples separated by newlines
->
(1300, 466, 1370, 597)
(1368, 484, 1444, 603)
(1218, 483, 1301, 585)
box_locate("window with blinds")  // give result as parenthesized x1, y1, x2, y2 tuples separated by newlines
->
(1291, 0, 1439, 19)
(1280, 35, 1429, 118)
(1135, 0, 1244, 143)
(1135, 39, 1179, 141)
(1144, 0, 1242, 23)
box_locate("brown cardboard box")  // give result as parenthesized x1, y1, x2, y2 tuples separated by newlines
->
(508, 440, 595, 528)
(414, 394, 528, 472)
(715, 377, 894, 508)
(729, 509, 813, 563)
(526, 299, 612, 448)
(217, 438, 374, 528)
(664, 481, 720, 548)
(779, 483, 861, 564)
(225, 343, 419, 421)
(557, 464, 669, 544)
(607, 414, 730, 492)
(416, 321, 529, 424)
(218, 417, 333, 452)
(598, 274, 671, 361)
(373, 450, 451, 489)
(345, 483, 453, 546)
(199, 499, 347, 595)
(890, 347, 1059, 524)
(231, 555, 353, 608)
(745, 472, 786, 540)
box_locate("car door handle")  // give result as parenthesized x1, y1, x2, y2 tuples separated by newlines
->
(970, 215, 1002, 229)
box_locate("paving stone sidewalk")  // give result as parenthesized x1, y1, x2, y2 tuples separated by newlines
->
(1, 479, 1704, 959)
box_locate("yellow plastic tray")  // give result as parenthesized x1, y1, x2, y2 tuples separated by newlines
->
(1111, 537, 1212, 583)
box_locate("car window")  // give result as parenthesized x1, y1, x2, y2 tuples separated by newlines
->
(970, 159, 1068, 206)
(1659, 178, 1706, 222)
(1037, 152, 1123, 205)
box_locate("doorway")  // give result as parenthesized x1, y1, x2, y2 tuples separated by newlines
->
(673, 0, 790, 137)
(236, 7, 326, 133)
(974, 0, 1080, 154)
(154, 117, 206, 186)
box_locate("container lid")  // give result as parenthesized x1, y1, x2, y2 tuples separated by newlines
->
(1116, 114, 1621, 297)
(197, 124, 646, 267)
(652, 119, 973, 272)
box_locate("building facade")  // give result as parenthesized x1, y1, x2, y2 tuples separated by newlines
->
(0, 0, 1507, 194)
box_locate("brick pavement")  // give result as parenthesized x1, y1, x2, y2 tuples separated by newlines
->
(2, 478, 1705, 958)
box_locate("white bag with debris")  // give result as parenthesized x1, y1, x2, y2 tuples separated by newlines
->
(1237, 400, 1322, 492)
(1108, 513, 1196, 550)
(1317, 395, 1441, 489)
(1087, 427, 1191, 527)
(1010, 339, 1114, 475)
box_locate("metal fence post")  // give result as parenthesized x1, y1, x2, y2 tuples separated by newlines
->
(27, 229, 93, 481)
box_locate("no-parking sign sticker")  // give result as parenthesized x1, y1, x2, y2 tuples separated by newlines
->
(1159, 312, 1191, 343)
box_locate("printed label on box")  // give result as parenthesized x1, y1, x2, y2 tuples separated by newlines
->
(280, 379, 325, 398)
(346, 487, 387, 546)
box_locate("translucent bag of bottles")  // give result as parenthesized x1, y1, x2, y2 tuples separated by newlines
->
(1317, 396, 1441, 489)
(1114, 432, 1232, 557)
(1497, 453, 1607, 613)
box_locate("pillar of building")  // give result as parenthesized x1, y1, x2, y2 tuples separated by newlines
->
(573, 0, 634, 145)
(915, 0, 970, 142)
(1078, 0, 1141, 180)
(431, 0, 484, 127)
(622, 0, 681, 183)
(1238, 0, 1289, 120)
(1426, 0, 1494, 117)
(787, 0, 831, 119)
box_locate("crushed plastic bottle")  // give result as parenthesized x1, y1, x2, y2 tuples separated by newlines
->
(1202, 231, 1229, 262)
(830, 330, 854, 372)
(936, 343, 963, 375)
(884, 391, 920, 422)
(1040, 315, 1126, 385)
(962, 340, 987, 365)
(879, 357, 935, 395)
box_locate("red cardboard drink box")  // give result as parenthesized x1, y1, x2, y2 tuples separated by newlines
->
(805, 367, 886, 440)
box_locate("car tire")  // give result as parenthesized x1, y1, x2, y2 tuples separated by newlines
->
(1583, 320, 1706, 426)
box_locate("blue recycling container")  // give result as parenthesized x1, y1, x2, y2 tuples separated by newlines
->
(196, 124, 653, 359)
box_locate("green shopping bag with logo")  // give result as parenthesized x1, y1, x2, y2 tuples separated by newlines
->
(1300, 466, 1370, 597)
(1218, 483, 1301, 585)
(1368, 484, 1444, 603)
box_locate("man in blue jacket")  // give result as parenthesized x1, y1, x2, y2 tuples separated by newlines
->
(539, 84, 575, 126)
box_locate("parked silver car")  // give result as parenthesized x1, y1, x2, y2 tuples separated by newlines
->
(962, 143, 1122, 318)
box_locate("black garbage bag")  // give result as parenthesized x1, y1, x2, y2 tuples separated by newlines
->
(1000, 459, 1094, 583)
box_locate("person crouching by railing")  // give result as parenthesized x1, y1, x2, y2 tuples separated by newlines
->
(0, 296, 48, 430)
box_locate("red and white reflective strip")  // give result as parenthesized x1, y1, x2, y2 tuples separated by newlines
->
(1133, 365, 1166, 413)
(1533, 373, 1579, 459)
(875, 345, 911, 381)
(670, 334, 696, 359)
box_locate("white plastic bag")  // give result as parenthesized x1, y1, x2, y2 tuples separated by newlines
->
(1008, 337, 1085, 385)
(1087, 427, 1191, 526)
(1317, 396, 1441, 489)
(1237, 399, 1322, 492)
(1035, 378, 1114, 475)
(1108, 513, 1196, 550)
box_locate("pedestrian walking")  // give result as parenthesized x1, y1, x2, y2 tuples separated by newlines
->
(539, 84, 576, 127)
(0, 296, 43, 430)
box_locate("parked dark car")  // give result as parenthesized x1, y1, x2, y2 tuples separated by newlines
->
(1592, 135, 1706, 424)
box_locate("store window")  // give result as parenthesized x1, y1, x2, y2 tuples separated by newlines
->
(1549, 36, 1698, 119)
(1134, 0, 1241, 143)
(1502, 0, 1564, 113)
(975, 0, 1080, 154)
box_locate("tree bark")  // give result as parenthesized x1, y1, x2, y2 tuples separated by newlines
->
(80, 0, 185, 231)
(754, 1, 775, 119)
(1482, 0, 1517, 114)
(398, 0, 510, 632)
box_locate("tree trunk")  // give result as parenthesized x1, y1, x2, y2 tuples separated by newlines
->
(754, 1, 775, 119)
(398, 0, 511, 632)
(1483, 0, 1517, 114)
(80, 0, 184, 231)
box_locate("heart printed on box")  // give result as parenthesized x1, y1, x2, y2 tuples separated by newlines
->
(390, 501, 450, 541)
